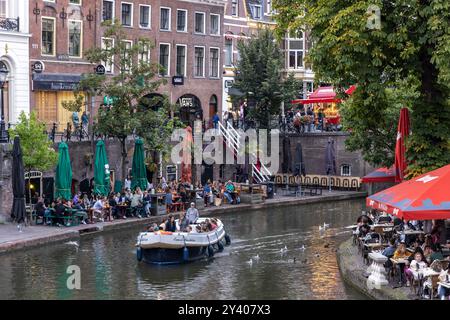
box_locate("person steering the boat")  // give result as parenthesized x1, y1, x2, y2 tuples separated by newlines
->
(178, 212, 190, 232)
(186, 202, 199, 224)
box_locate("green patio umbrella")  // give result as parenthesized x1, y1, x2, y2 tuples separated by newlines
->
(94, 140, 110, 196)
(131, 139, 147, 191)
(54, 142, 73, 200)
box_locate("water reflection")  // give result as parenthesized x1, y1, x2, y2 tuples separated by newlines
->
(0, 199, 367, 300)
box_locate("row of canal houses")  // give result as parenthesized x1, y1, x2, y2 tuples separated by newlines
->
(0, 0, 314, 130)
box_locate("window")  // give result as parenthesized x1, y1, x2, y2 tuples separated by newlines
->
(209, 48, 219, 78)
(160, 7, 171, 31)
(121, 40, 132, 72)
(231, 0, 238, 16)
(139, 5, 150, 28)
(121, 2, 133, 27)
(224, 38, 233, 66)
(250, 5, 262, 19)
(69, 0, 81, 4)
(176, 9, 187, 32)
(166, 165, 177, 182)
(102, 0, 114, 22)
(210, 14, 220, 35)
(138, 41, 150, 64)
(341, 164, 352, 177)
(175, 45, 186, 77)
(101, 37, 114, 73)
(194, 46, 205, 77)
(68, 20, 82, 58)
(0, 0, 7, 18)
(288, 31, 304, 69)
(159, 43, 170, 76)
(41, 17, 55, 56)
(194, 12, 205, 34)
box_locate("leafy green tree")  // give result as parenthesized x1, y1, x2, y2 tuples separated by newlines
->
(63, 21, 177, 184)
(9, 111, 58, 203)
(232, 28, 301, 128)
(274, 0, 450, 177)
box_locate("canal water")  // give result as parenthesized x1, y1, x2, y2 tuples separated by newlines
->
(0, 199, 367, 300)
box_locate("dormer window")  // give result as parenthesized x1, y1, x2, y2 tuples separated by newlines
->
(251, 5, 262, 19)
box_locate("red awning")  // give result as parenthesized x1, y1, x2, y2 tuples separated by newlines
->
(366, 164, 450, 220)
(292, 85, 355, 105)
(361, 167, 396, 183)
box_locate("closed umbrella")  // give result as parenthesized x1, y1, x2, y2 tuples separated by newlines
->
(54, 142, 72, 200)
(131, 139, 147, 191)
(325, 139, 336, 192)
(282, 136, 291, 173)
(93, 140, 110, 196)
(11, 136, 26, 225)
(293, 142, 306, 176)
(394, 108, 411, 182)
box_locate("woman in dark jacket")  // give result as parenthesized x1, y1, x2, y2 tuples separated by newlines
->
(165, 215, 177, 232)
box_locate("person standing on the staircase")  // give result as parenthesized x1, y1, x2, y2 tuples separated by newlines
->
(213, 112, 220, 131)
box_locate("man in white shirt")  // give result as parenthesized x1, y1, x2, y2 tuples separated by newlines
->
(93, 197, 105, 222)
(186, 202, 199, 224)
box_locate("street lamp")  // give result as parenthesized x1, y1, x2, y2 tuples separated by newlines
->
(0, 63, 9, 143)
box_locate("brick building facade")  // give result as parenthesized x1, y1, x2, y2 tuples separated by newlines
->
(29, 0, 225, 133)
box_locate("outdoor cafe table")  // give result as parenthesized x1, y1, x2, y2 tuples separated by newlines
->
(365, 242, 389, 251)
(390, 257, 410, 284)
(410, 267, 441, 297)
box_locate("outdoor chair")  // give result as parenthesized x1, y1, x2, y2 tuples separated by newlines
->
(423, 275, 440, 299)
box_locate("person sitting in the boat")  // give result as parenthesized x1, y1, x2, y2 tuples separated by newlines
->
(186, 202, 199, 224)
(195, 225, 202, 233)
(210, 218, 218, 231)
(186, 226, 193, 233)
(165, 215, 176, 232)
(147, 223, 159, 232)
(178, 212, 190, 232)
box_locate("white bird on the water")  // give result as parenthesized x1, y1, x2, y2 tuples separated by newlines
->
(280, 246, 288, 254)
(252, 254, 260, 261)
(246, 259, 253, 266)
(300, 245, 306, 251)
(65, 241, 79, 247)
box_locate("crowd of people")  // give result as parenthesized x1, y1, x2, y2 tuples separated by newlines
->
(32, 177, 243, 227)
(355, 211, 450, 300)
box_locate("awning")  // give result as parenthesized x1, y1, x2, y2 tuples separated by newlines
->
(32, 73, 82, 91)
(366, 163, 450, 220)
(228, 86, 245, 97)
(292, 85, 355, 105)
(361, 167, 396, 183)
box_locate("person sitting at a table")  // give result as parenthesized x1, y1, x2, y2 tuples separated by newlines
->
(405, 251, 428, 286)
(393, 242, 411, 259)
(203, 181, 212, 207)
(108, 193, 118, 219)
(382, 238, 397, 257)
(430, 243, 444, 263)
(92, 197, 105, 222)
(377, 211, 392, 224)
(34, 197, 46, 221)
(223, 180, 236, 204)
(54, 198, 66, 227)
(131, 188, 144, 218)
(416, 233, 426, 247)
(438, 263, 450, 300)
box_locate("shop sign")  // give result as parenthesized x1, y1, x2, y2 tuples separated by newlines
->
(172, 76, 184, 86)
(180, 98, 193, 108)
(95, 64, 106, 75)
(32, 61, 45, 73)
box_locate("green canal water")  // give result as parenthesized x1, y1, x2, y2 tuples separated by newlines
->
(0, 199, 367, 300)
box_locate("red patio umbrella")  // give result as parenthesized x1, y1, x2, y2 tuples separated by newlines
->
(361, 166, 396, 183)
(394, 108, 410, 182)
(366, 164, 450, 220)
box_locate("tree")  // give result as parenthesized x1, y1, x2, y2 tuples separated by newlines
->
(232, 28, 301, 128)
(64, 21, 176, 184)
(9, 111, 58, 203)
(274, 0, 450, 177)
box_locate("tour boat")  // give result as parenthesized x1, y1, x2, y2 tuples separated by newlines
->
(135, 218, 231, 265)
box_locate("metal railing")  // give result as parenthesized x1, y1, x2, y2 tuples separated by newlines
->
(0, 17, 19, 32)
(217, 120, 271, 183)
